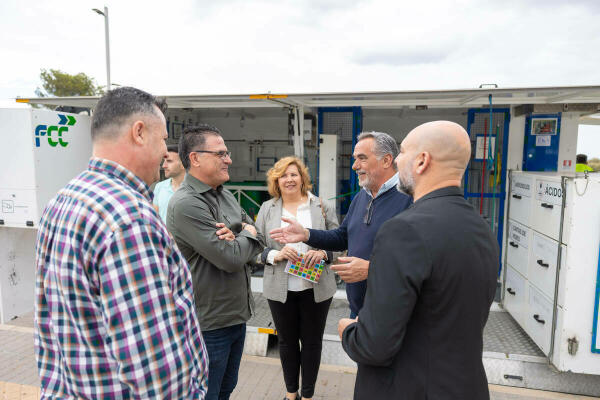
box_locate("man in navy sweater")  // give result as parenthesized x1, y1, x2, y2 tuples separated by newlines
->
(270, 131, 412, 317)
(338, 121, 498, 399)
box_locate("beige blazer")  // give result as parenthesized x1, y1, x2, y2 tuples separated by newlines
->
(255, 195, 340, 303)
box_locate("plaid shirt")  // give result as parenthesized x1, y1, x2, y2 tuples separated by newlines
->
(34, 157, 208, 399)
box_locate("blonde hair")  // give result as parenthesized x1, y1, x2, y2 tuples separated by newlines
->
(266, 156, 313, 199)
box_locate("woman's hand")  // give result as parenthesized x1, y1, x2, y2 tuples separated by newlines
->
(273, 245, 299, 263)
(304, 249, 326, 269)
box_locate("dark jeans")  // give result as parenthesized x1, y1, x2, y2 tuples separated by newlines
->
(268, 289, 332, 398)
(346, 280, 367, 318)
(202, 323, 246, 400)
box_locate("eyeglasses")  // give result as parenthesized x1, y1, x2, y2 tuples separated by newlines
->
(191, 150, 232, 160)
(363, 197, 374, 225)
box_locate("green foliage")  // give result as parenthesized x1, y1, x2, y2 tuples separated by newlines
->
(35, 69, 104, 97)
(588, 158, 600, 171)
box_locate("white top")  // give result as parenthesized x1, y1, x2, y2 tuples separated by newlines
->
(267, 193, 315, 292)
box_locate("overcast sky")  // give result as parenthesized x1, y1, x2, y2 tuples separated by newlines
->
(1, 0, 599, 156)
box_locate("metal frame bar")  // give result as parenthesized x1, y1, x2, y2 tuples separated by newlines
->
(501, 170, 515, 305)
(19, 85, 600, 109)
(548, 176, 568, 362)
(317, 109, 323, 196)
(224, 185, 269, 209)
(351, 106, 362, 195)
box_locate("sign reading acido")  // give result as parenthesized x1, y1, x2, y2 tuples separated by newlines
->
(35, 114, 76, 148)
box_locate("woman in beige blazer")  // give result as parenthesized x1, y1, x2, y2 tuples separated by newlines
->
(255, 156, 339, 400)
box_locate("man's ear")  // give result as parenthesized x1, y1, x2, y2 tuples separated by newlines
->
(130, 120, 145, 146)
(415, 152, 431, 175)
(382, 153, 394, 169)
(188, 151, 200, 168)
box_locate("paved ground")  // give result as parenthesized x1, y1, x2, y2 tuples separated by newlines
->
(0, 314, 597, 400)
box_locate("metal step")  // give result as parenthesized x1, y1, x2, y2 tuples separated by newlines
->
(245, 293, 600, 397)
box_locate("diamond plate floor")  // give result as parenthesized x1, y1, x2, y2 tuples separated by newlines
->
(484, 311, 544, 357)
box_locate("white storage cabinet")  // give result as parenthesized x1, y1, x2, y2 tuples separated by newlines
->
(503, 171, 600, 374)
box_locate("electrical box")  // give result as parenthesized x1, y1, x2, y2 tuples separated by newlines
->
(0, 108, 92, 228)
(522, 113, 579, 173)
(504, 171, 600, 374)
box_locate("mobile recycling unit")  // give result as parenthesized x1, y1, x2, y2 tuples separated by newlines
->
(6, 85, 600, 395)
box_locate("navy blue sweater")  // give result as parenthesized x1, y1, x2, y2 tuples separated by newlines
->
(307, 187, 412, 315)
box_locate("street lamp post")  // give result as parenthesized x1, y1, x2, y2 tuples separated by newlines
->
(92, 6, 111, 91)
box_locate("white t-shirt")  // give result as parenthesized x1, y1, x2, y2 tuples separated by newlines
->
(267, 194, 317, 292)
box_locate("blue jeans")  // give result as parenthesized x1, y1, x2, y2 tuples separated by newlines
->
(202, 323, 246, 400)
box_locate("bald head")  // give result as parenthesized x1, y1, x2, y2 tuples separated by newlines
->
(408, 121, 471, 175)
(396, 121, 471, 200)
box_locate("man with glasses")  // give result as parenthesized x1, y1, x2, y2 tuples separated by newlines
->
(167, 125, 263, 400)
(270, 131, 411, 318)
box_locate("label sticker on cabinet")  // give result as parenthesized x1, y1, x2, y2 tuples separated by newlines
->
(509, 222, 529, 249)
(536, 180, 563, 206)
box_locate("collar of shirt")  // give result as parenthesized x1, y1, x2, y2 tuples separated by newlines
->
(183, 173, 223, 195)
(414, 185, 463, 205)
(364, 173, 399, 199)
(88, 157, 153, 202)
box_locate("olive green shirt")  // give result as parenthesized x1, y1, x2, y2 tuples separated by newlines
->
(167, 173, 263, 331)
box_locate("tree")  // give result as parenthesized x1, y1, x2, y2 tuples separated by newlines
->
(588, 157, 600, 171)
(35, 69, 104, 97)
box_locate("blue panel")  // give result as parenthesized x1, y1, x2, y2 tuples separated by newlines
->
(317, 107, 362, 205)
(592, 245, 600, 353)
(523, 114, 561, 172)
(340, 179, 352, 215)
(350, 106, 362, 198)
(464, 109, 476, 198)
(316, 109, 324, 196)
(497, 111, 511, 253)
(318, 107, 357, 112)
(465, 107, 511, 276)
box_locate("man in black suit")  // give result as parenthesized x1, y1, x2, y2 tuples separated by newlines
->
(338, 121, 499, 400)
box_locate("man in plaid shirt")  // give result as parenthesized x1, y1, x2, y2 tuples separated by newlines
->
(34, 87, 208, 399)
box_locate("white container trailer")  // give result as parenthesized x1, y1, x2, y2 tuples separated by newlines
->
(13, 86, 600, 395)
(0, 108, 91, 322)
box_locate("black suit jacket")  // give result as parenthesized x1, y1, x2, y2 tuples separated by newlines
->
(342, 186, 499, 400)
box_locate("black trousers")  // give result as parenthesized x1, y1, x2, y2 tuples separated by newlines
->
(268, 289, 332, 398)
